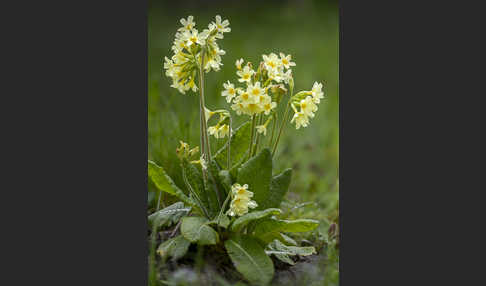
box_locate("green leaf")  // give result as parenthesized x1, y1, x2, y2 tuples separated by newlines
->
(206, 160, 224, 218)
(148, 160, 195, 208)
(224, 236, 274, 286)
(265, 240, 316, 265)
(254, 230, 298, 246)
(148, 202, 190, 229)
(181, 216, 219, 245)
(181, 158, 208, 211)
(236, 148, 273, 210)
(231, 208, 282, 232)
(272, 252, 295, 265)
(279, 233, 297, 246)
(207, 214, 230, 228)
(253, 218, 319, 243)
(261, 168, 292, 209)
(157, 235, 191, 261)
(218, 170, 233, 194)
(214, 121, 251, 168)
(266, 239, 316, 256)
(229, 160, 243, 180)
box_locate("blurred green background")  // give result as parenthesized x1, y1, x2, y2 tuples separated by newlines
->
(148, 0, 338, 284)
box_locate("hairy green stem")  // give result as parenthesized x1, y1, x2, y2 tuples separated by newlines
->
(247, 114, 257, 161)
(253, 114, 264, 156)
(272, 102, 291, 157)
(198, 50, 211, 163)
(227, 116, 232, 169)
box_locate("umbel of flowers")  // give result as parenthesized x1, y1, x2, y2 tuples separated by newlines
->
(164, 15, 230, 94)
(220, 52, 325, 158)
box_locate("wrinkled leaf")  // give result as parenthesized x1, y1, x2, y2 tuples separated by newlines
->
(157, 235, 191, 261)
(207, 214, 230, 229)
(181, 216, 219, 245)
(279, 233, 297, 246)
(181, 158, 208, 211)
(253, 218, 319, 243)
(261, 168, 292, 209)
(273, 253, 295, 265)
(214, 121, 251, 168)
(231, 208, 282, 232)
(266, 239, 316, 256)
(148, 160, 195, 208)
(148, 202, 190, 229)
(229, 160, 243, 180)
(265, 240, 315, 265)
(206, 160, 224, 217)
(218, 170, 233, 194)
(225, 236, 274, 286)
(237, 148, 273, 210)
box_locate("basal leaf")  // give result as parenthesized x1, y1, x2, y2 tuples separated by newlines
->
(181, 216, 219, 245)
(206, 160, 224, 217)
(231, 208, 282, 232)
(266, 239, 316, 257)
(207, 214, 230, 229)
(214, 121, 252, 169)
(224, 236, 274, 286)
(148, 202, 190, 229)
(148, 160, 195, 208)
(261, 168, 292, 209)
(276, 219, 320, 232)
(218, 170, 233, 195)
(273, 253, 295, 265)
(157, 235, 191, 261)
(181, 158, 208, 211)
(265, 240, 316, 265)
(279, 233, 297, 246)
(254, 230, 298, 246)
(253, 218, 319, 243)
(236, 148, 273, 210)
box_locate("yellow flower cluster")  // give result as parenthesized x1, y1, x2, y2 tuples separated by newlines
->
(221, 53, 294, 119)
(226, 183, 258, 217)
(208, 123, 230, 139)
(175, 141, 207, 169)
(176, 141, 199, 159)
(205, 107, 231, 139)
(290, 82, 325, 129)
(164, 15, 231, 94)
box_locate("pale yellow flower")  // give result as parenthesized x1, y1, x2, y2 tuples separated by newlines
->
(279, 53, 296, 69)
(247, 81, 264, 99)
(261, 96, 277, 115)
(262, 53, 281, 72)
(256, 125, 267, 135)
(300, 96, 318, 118)
(178, 16, 195, 32)
(236, 65, 254, 83)
(235, 58, 244, 70)
(221, 81, 237, 103)
(282, 69, 293, 84)
(184, 29, 205, 47)
(311, 82, 324, 103)
(227, 183, 258, 217)
(218, 124, 230, 138)
(291, 111, 310, 129)
(213, 15, 231, 33)
(208, 126, 219, 137)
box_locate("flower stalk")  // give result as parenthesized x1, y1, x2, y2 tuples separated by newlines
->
(248, 114, 257, 160)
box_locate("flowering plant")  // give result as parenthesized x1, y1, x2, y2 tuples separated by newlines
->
(149, 15, 325, 285)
